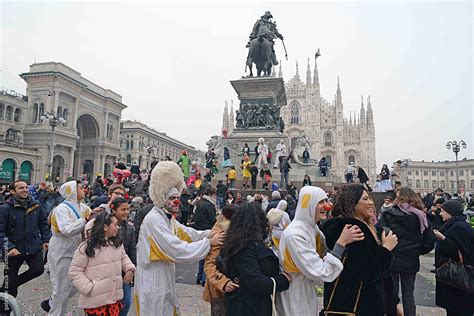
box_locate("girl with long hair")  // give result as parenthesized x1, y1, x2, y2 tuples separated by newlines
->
(377, 187, 434, 316)
(220, 203, 291, 315)
(69, 213, 135, 316)
(321, 184, 399, 315)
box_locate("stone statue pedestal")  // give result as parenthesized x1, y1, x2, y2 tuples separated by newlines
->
(222, 76, 288, 165)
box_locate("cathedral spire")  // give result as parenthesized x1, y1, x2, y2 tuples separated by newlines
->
(222, 101, 229, 135)
(295, 61, 300, 80)
(306, 58, 312, 85)
(360, 95, 366, 125)
(336, 76, 342, 105)
(229, 100, 235, 133)
(313, 56, 320, 92)
(366, 95, 373, 126)
(278, 62, 283, 78)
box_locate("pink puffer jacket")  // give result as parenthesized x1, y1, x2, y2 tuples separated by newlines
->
(68, 242, 135, 308)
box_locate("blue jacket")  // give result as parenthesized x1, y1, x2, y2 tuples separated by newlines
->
(0, 196, 50, 256)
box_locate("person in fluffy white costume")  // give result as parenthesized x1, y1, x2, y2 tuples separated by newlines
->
(134, 162, 224, 316)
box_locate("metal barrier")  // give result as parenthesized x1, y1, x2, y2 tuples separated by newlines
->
(0, 293, 22, 316)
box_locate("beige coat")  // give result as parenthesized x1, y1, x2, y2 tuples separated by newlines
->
(203, 215, 232, 302)
(68, 242, 135, 309)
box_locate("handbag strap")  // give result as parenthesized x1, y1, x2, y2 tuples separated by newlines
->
(271, 277, 277, 316)
(325, 256, 363, 314)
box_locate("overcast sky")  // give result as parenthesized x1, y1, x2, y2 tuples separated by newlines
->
(1, 0, 472, 169)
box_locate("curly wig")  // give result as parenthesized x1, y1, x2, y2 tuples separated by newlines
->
(220, 202, 270, 273)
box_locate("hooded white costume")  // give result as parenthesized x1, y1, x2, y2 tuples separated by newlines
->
(277, 186, 344, 315)
(267, 200, 291, 253)
(274, 139, 287, 168)
(257, 137, 268, 169)
(47, 181, 90, 315)
(134, 162, 211, 316)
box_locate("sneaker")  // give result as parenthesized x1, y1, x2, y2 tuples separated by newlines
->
(40, 299, 51, 312)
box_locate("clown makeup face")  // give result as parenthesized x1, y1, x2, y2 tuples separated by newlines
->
(164, 194, 180, 214)
(315, 199, 332, 222)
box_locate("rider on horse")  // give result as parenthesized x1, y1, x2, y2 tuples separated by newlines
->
(246, 11, 284, 76)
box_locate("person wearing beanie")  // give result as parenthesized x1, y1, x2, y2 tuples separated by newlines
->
(203, 204, 239, 315)
(433, 199, 474, 315)
(266, 190, 281, 213)
(134, 162, 225, 316)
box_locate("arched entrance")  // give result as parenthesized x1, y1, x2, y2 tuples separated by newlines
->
(104, 163, 112, 177)
(348, 155, 355, 164)
(0, 158, 16, 184)
(74, 114, 100, 179)
(19, 161, 33, 184)
(52, 155, 65, 183)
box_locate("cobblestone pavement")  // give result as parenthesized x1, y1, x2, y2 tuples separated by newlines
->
(3, 253, 446, 315)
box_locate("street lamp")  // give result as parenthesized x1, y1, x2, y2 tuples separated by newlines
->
(446, 140, 467, 193)
(143, 144, 157, 169)
(400, 158, 411, 187)
(41, 112, 66, 181)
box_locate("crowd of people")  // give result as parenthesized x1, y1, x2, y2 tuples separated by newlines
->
(0, 152, 473, 316)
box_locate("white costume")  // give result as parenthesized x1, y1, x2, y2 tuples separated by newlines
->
(267, 200, 291, 253)
(274, 140, 287, 168)
(257, 137, 269, 169)
(277, 186, 344, 315)
(47, 181, 90, 315)
(134, 161, 211, 316)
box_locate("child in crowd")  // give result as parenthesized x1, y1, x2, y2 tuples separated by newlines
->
(227, 166, 237, 189)
(260, 164, 272, 190)
(69, 213, 135, 316)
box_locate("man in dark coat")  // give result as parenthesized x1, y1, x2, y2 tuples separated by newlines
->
(0, 180, 50, 302)
(356, 166, 372, 192)
(215, 180, 227, 209)
(302, 148, 310, 163)
(179, 189, 192, 225)
(266, 191, 281, 213)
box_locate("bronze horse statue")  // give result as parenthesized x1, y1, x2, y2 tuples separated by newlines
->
(246, 36, 274, 77)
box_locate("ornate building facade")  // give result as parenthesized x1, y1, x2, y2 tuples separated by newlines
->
(222, 57, 377, 180)
(119, 120, 199, 170)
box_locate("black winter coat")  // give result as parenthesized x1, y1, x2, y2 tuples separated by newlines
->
(225, 242, 289, 316)
(216, 183, 228, 198)
(191, 198, 216, 230)
(435, 216, 474, 313)
(377, 206, 434, 273)
(119, 219, 136, 265)
(0, 197, 50, 256)
(133, 204, 154, 242)
(266, 198, 281, 213)
(321, 217, 397, 316)
(357, 167, 369, 183)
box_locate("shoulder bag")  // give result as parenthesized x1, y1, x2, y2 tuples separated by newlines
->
(436, 250, 474, 294)
(319, 257, 363, 316)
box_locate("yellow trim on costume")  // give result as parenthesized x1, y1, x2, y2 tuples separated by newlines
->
(173, 305, 178, 316)
(175, 227, 192, 243)
(65, 185, 72, 195)
(133, 293, 140, 316)
(51, 214, 60, 233)
(316, 233, 325, 258)
(272, 236, 280, 249)
(301, 194, 311, 208)
(283, 247, 300, 273)
(148, 236, 174, 262)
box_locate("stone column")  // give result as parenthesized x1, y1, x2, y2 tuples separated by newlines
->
(52, 90, 59, 114)
(104, 111, 109, 139)
(73, 98, 79, 130)
(69, 147, 76, 177)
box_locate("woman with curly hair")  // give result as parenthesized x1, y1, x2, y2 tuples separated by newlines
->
(377, 187, 435, 316)
(68, 213, 135, 316)
(220, 202, 291, 316)
(320, 184, 399, 316)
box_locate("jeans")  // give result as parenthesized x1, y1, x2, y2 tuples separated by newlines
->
(119, 283, 132, 316)
(391, 271, 416, 316)
(303, 157, 308, 164)
(280, 172, 289, 189)
(217, 197, 225, 209)
(197, 259, 206, 284)
(2, 249, 44, 297)
(229, 179, 235, 189)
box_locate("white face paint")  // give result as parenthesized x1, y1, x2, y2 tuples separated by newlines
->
(163, 195, 180, 214)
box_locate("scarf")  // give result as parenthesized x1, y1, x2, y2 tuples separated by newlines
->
(397, 203, 428, 233)
(440, 215, 467, 233)
(202, 195, 217, 206)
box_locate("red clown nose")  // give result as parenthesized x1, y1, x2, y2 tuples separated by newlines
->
(323, 203, 333, 211)
(173, 199, 182, 207)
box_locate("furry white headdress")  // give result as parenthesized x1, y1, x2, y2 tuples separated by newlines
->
(149, 161, 186, 207)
